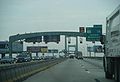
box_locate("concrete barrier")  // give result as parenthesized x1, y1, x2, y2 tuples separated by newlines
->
(0, 58, 66, 82)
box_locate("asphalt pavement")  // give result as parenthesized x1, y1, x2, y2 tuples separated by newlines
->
(23, 58, 114, 82)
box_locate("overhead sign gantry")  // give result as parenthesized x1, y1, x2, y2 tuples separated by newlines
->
(9, 31, 86, 57)
(9, 25, 102, 57)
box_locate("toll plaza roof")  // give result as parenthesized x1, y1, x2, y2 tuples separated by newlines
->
(9, 31, 86, 42)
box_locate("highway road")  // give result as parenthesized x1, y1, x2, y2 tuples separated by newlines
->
(23, 58, 114, 82)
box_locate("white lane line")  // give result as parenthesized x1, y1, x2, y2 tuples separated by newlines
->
(85, 69, 90, 73)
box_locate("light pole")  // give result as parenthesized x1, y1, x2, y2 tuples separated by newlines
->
(86, 44, 88, 57)
(93, 41, 96, 57)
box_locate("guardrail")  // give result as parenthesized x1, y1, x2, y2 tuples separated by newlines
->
(0, 58, 66, 82)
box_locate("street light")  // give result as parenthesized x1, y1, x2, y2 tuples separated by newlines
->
(86, 44, 88, 57)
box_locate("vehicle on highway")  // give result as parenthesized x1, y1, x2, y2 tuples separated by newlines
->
(101, 5, 120, 82)
(32, 56, 41, 61)
(75, 51, 83, 60)
(16, 52, 31, 63)
(69, 55, 74, 59)
(43, 56, 56, 60)
(0, 56, 15, 64)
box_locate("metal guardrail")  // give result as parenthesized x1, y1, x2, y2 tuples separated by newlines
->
(0, 58, 66, 82)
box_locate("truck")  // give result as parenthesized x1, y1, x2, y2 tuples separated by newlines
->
(102, 5, 120, 82)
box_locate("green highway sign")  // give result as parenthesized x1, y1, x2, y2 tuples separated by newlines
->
(86, 25, 102, 41)
(86, 34, 100, 41)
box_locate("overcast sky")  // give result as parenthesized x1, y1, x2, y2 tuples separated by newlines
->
(0, 0, 120, 40)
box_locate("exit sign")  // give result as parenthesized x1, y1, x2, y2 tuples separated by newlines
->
(86, 25, 102, 41)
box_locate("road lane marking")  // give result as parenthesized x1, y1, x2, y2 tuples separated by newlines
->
(85, 69, 90, 73)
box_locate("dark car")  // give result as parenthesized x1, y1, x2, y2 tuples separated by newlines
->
(32, 56, 41, 61)
(0, 56, 15, 64)
(69, 55, 74, 59)
(75, 51, 83, 60)
(16, 54, 31, 63)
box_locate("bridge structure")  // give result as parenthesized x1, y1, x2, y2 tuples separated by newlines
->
(9, 31, 86, 57)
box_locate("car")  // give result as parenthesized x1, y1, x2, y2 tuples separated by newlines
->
(75, 51, 83, 60)
(16, 54, 31, 63)
(0, 56, 15, 64)
(32, 56, 41, 61)
(69, 55, 74, 59)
